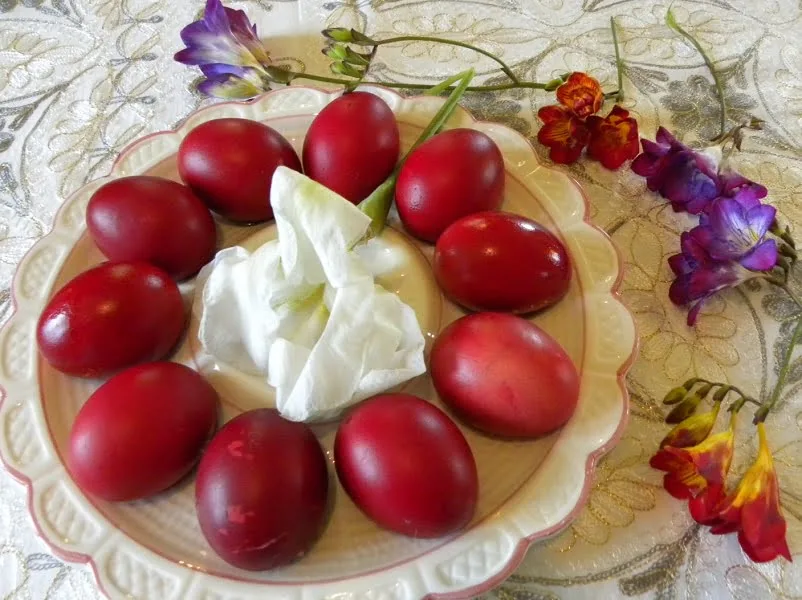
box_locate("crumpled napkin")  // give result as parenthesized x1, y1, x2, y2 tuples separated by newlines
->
(196, 166, 426, 422)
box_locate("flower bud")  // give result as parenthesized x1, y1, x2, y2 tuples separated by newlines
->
(344, 47, 372, 67)
(544, 78, 563, 92)
(666, 393, 702, 424)
(753, 406, 770, 424)
(330, 62, 364, 79)
(696, 383, 714, 398)
(323, 43, 348, 61)
(321, 27, 354, 42)
(321, 27, 375, 45)
(663, 386, 687, 405)
(712, 385, 732, 402)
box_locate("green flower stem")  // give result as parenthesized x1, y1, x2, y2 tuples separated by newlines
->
(374, 35, 519, 84)
(283, 70, 549, 93)
(665, 8, 727, 139)
(783, 282, 802, 312)
(610, 16, 625, 102)
(687, 378, 759, 407)
(357, 69, 475, 237)
(757, 284, 802, 423)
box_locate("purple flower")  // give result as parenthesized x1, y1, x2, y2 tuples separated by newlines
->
(690, 198, 778, 270)
(631, 127, 772, 216)
(631, 127, 721, 214)
(174, 0, 271, 98)
(196, 64, 264, 99)
(669, 233, 759, 326)
(719, 169, 768, 205)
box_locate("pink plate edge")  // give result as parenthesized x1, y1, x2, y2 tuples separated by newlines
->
(0, 83, 639, 600)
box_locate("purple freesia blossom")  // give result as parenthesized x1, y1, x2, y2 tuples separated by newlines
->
(196, 64, 264, 98)
(631, 127, 721, 214)
(720, 170, 769, 204)
(668, 233, 760, 326)
(631, 127, 772, 216)
(691, 198, 778, 270)
(174, 0, 271, 99)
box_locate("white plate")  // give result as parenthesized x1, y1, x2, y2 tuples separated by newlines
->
(0, 86, 637, 600)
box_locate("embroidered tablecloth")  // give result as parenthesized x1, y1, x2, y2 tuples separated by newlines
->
(1, 0, 801, 597)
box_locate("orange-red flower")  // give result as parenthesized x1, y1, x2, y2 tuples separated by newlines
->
(658, 401, 721, 449)
(536, 105, 590, 164)
(650, 410, 734, 500)
(536, 73, 639, 168)
(586, 105, 640, 170)
(555, 72, 603, 119)
(708, 423, 792, 563)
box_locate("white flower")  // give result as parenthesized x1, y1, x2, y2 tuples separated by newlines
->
(197, 167, 426, 422)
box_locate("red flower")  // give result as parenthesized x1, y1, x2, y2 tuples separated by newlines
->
(536, 105, 590, 164)
(586, 105, 640, 170)
(555, 72, 603, 119)
(689, 483, 727, 525)
(650, 409, 734, 500)
(708, 423, 792, 563)
(536, 73, 638, 168)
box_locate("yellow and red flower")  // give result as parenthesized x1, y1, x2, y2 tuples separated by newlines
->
(650, 410, 734, 500)
(536, 105, 590, 164)
(658, 401, 721, 449)
(708, 423, 792, 563)
(536, 73, 639, 169)
(555, 72, 603, 119)
(586, 106, 640, 170)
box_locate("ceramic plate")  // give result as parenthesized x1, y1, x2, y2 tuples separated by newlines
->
(0, 86, 636, 600)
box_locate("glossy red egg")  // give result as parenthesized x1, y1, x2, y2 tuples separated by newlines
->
(86, 176, 217, 280)
(36, 262, 185, 377)
(395, 128, 505, 242)
(196, 409, 330, 571)
(430, 312, 580, 438)
(177, 118, 301, 223)
(68, 362, 219, 502)
(302, 92, 400, 203)
(334, 393, 478, 538)
(434, 211, 572, 313)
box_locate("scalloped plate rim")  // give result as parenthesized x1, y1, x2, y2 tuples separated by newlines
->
(0, 84, 638, 600)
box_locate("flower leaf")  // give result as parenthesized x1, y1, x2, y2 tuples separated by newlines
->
(358, 69, 475, 237)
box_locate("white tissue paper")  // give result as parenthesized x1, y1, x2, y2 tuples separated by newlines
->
(196, 166, 426, 422)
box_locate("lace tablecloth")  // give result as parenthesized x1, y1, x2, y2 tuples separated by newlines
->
(2, 0, 801, 598)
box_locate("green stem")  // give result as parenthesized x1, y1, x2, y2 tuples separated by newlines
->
(759, 284, 802, 421)
(288, 70, 546, 92)
(784, 282, 802, 309)
(689, 378, 759, 406)
(357, 69, 475, 237)
(375, 35, 520, 84)
(665, 8, 727, 139)
(610, 16, 625, 102)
